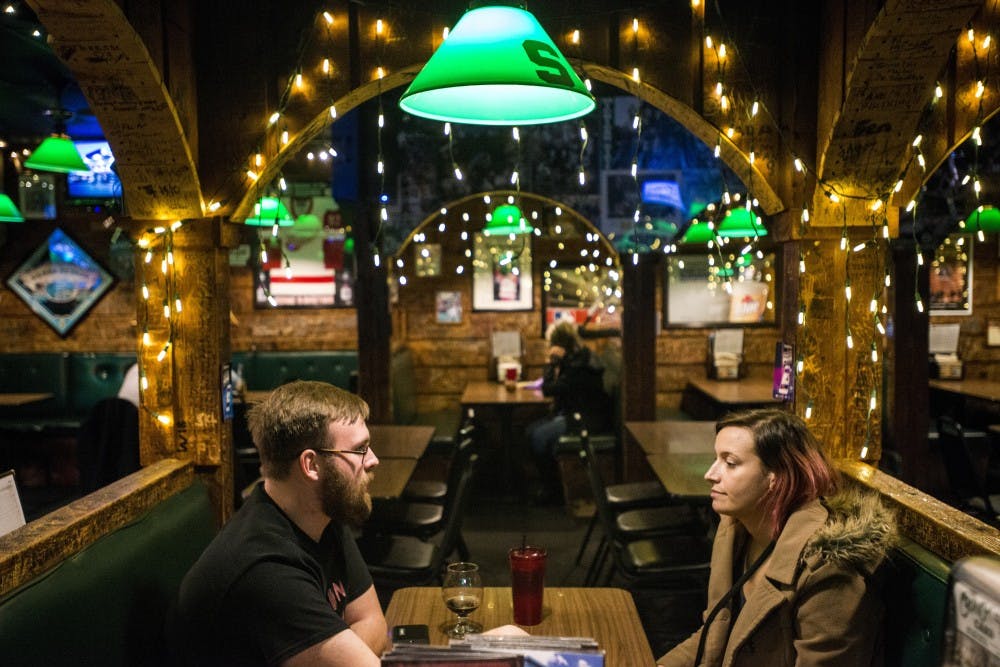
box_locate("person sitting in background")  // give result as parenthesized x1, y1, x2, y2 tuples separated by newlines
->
(171, 381, 386, 667)
(526, 320, 612, 504)
(658, 408, 896, 667)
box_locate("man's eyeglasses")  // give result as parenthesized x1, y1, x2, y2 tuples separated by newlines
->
(312, 446, 369, 458)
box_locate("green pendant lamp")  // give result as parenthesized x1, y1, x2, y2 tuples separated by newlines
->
(960, 205, 1000, 238)
(483, 203, 534, 236)
(399, 4, 595, 125)
(24, 135, 89, 173)
(244, 196, 295, 227)
(680, 219, 716, 244)
(716, 208, 767, 238)
(0, 194, 25, 223)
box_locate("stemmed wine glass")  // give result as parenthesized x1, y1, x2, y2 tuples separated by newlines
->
(441, 562, 483, 638)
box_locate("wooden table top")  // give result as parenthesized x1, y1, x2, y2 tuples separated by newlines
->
(625, 420, 717, 455)
(645, 453, 714, 498)
(384, 586, 655, 667)
(368, 425, 435, 459)
(460, 381, 550, 406)
(0, 393, 53, 407)
(241, 389, 271, 404)
(686, 378, 780, 406)
(369, 458, 418, 499)
(930, 379, 1000, 403)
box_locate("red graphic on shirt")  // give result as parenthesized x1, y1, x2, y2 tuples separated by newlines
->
(327, 580, 347, 609)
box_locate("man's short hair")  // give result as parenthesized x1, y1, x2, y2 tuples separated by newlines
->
(246, 380, 369, 479)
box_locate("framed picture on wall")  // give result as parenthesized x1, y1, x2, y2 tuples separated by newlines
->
(662, 250, 778, 328)
(929, 235, 973, 316)
(5, 228, 115, 337)
(541, 262, 622, 335)
(436, 290, 463, 324)
(471, 233, 533, 311)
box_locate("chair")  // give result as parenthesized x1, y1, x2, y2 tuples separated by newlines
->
(936, 415, 1000, 523)
(579, 436, 711, 586)
(364, 425, 479, 561)
(400, 413, 478, 503)
(76, 397, 140, 493)
(557, 413, 672, 566)
(359, 452, 481, 587)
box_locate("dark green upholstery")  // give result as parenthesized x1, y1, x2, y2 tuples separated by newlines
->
(883, 537, 950, 667)
(67, 352, 136, 416)
(0, 480, 215, 667)
(391, 347, 460, 439)
(238, 350, 358, 391)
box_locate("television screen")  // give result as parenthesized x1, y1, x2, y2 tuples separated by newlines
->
(66, 140, 122, 199)
(641, 180, 683, 209)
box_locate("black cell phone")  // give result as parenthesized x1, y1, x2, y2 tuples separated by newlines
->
(392, 624, 430, 645)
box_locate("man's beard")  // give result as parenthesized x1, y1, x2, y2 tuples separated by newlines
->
(319, 461, 372, 529)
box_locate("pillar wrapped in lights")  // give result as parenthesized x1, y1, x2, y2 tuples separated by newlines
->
(399, 5, 595, 125)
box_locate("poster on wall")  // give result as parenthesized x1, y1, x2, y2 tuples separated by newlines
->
(253, 187, 355, 308)
(436, 290, 462, 324)
(472, 233, 532, 311)
(5, 228, 115, 337)
(929, 234, 973, 316)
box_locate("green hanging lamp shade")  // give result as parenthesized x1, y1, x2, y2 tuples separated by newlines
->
(244, 196, 295, 227)
(483, 203, 534, 236)
(399, 5, 595, 125)
(24, 135, 89, 173)
(960, 206, 1000, 234)
(680, 220, 716, 244)
(716, 208, 767, 238)
(0, 194, 25, 223)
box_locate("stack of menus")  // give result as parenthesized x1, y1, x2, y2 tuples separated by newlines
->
(381, 635, 604, 666)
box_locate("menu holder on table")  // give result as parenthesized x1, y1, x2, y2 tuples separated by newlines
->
(0, 469, 26, 537)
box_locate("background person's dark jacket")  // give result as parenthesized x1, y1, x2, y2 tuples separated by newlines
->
(542, 346, 613, 433)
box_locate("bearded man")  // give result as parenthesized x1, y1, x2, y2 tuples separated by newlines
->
(171, 381, 386, 666)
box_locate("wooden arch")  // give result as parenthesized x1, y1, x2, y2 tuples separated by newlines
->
(393, 190, 618, 261)
(820, 0, 983, 201)
(231, 61, 785, 223)
(27, 0, 203, 220)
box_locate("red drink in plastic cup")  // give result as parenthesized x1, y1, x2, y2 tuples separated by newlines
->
(508, 546, 546, 625)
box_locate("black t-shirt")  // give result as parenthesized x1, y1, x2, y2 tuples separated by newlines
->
(171, 484, 373, 666)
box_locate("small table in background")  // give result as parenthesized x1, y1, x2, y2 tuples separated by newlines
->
(0, 393, 53, 407)
(625, 420, 717, 499)
(460, 381, 551, 495)
(384, 586, 655, 667)
(368, 425, 435, 460)
(369, 459, 418, 499)
(680, 378, 781, 420)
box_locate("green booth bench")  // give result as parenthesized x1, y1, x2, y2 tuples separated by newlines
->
(0, 459, 215, 667)
(0, 352, 136, 434)
(231, 349, 358, 392)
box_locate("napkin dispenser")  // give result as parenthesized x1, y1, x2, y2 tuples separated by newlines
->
(496, 357, 522, 383)
(707, 329, 744, 380)
(928, 324, 962, 380)
(930, 353, 963, 380)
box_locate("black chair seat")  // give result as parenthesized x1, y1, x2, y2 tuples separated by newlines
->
(605, 480, 668, 508)
(364, 534, 438, 577)
(616, 503, 701, 537)
(624, 534, 713, 576)
(401, 480, 447, 502)
(369, 499, 444, 535)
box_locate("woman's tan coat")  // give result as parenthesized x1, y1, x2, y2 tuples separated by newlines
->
(658, 488, 896, 667)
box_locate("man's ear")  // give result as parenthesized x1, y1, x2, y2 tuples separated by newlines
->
(298, 449, 323, 481)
